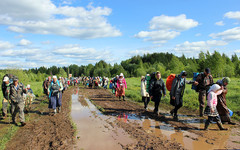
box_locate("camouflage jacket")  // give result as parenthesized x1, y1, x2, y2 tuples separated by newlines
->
(9, 83, 26, 103)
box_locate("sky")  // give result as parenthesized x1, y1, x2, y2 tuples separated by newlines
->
(0, 0, 240, 69)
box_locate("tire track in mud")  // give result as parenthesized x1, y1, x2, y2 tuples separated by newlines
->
(82, 87, 240, 150)
(5, 88, 75, 150)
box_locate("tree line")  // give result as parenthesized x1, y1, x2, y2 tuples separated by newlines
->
(19, 51, 240, 78)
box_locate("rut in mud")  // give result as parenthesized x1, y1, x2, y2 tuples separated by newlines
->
(73, 86, 240, 150)
(5, 88, 75, 150)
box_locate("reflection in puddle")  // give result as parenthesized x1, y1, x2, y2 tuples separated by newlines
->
(71, 90, 135, 150)
(108, 111, 231, 150)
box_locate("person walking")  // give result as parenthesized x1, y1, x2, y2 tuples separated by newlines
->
(194, 68, 213, 117)
(24, 84, 35, 113)
(216, 77, 236, 125)
(48, 76, 61, 115)
(149, 71, 166, 115)
(204, 84, 227, 130)
(57, 77, 64, 113)
(43, 76, 51, 96)
(116, 73, 127, 101)
(9, 77, 27, 126)
(170, 71, 188, 119)
(141, 76, 150, 110)
(2, 76, 11, 119)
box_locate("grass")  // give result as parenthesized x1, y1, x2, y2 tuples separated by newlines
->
(0, 125, 19, 150)
(0, 82, 44, 150)
(125, 77, 240, 121)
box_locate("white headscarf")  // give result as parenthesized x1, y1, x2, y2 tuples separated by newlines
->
(208, 84, 221, 93)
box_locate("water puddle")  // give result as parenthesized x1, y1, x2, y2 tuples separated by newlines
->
(71, 89, 135, 150)
(106, 108, 231, 150)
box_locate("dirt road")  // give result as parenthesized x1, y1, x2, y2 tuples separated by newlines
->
(73, 87, 240, 150)
(4, 88, 75, 150)
(1, 86, 239, 150)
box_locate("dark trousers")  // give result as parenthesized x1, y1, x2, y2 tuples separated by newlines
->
(174, 103, 182, 115)
(153, 95, 161, 113)
(142, 96, 150, 109)
(199, 90, 206, 116)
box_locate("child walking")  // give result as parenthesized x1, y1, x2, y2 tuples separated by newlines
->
(204, 84, 227, 130)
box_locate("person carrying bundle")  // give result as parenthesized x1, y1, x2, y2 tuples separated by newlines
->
(204, 84, 227, 130)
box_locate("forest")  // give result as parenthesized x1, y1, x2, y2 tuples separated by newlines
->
(26, 51, 240, 78)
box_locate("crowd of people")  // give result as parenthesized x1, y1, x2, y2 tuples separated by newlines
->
(1, 68, 236, 130)
(140, 68, 236, 130)
(1, 74, 35, 126)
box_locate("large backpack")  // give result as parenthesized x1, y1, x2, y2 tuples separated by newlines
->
(191, 72, 199, 91)
(146, 72, 156, 93)
(166, 74, 176, 91)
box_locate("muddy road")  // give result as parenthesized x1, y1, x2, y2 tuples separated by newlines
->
(1, 86, 239, 150)
(4, 88, 75, 150)
(73, 87, 240, 150)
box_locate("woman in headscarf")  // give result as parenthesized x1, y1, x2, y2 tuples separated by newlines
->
(116, 73, 127, 101)
(204, 84, 227, 130)
(216, 77, 235, 125)
(170, 71, 187, 119)
(141, 75, 150, 110)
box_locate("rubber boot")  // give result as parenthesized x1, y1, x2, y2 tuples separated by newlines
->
(119, 96, 121, 101)
(170, 109, 174, 116)
(123, 96, 125, 101)
(199, 107, 204, 117)
(217, 121, 228, 130)
(204, 120, 210, 130)
(54, 109, 57, 115)
(58, 107, 61, 113)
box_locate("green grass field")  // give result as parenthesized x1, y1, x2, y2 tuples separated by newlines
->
(125, 77, 240, 120)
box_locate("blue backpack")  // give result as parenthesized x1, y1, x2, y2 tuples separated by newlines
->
(191, 72, 199, 91)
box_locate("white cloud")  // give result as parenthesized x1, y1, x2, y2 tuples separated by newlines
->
(210, 27, 240, 41)
(18, 39, 32, 46)
(149, 14, 198, 31)
(1, 48, 40, 57)
(0, 41, 14, 49)
(53, 45, 113, 62)
(128, 50, 151, 57)
(0, 0, 121, 39)
(234, 49, 240, 53)
(224, 11, 240, 20)
(135, 14, 198, 44)
(174, 40, 228, 54)
(135, 30, 180, 44)
(215, 21, 224, 26)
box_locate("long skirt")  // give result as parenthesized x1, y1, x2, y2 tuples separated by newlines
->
(116, 86, 125, 97)
(57, 92, 62, 107)
(49, 95, 58, 109)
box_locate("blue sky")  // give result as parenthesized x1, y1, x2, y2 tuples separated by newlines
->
(0, 0, 240, 69)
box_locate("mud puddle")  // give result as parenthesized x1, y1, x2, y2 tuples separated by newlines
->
(71, 89, 136, 150)
(109, 108, 232, 150)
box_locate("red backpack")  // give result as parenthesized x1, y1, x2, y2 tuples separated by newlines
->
(166, 74, 176, 91)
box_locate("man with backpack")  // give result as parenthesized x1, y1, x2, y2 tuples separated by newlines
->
(48, 76, 61, 115)
(9, 77, 27, 126)
(149, 71, 166, 114)
(194, 68, 214, 117)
